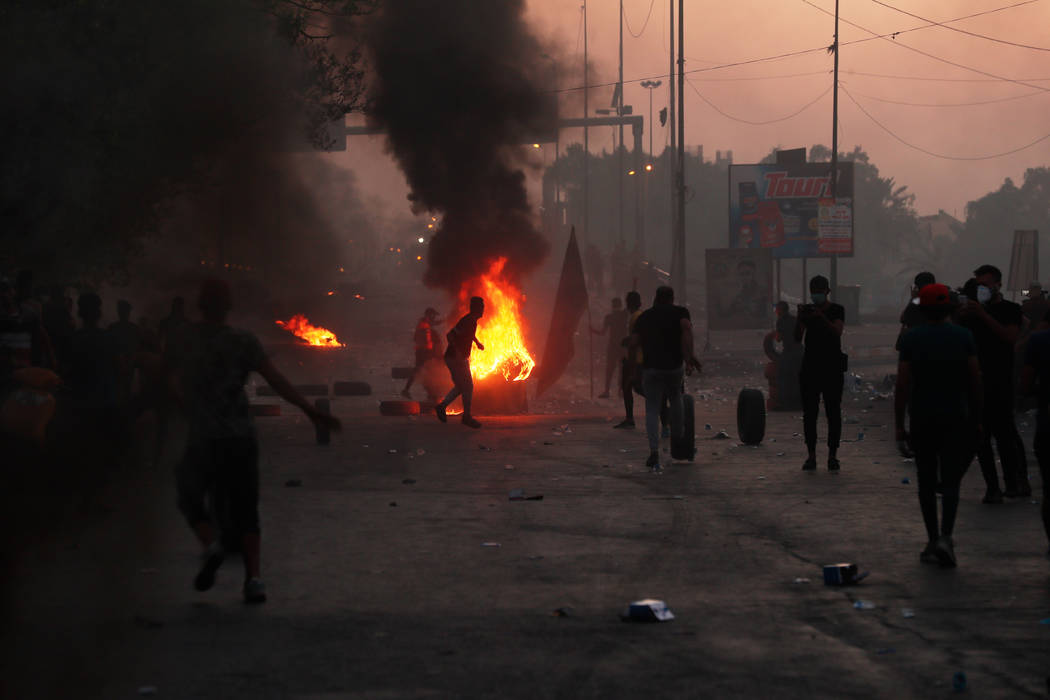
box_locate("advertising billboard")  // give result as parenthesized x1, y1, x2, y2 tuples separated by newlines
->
(705, 248, 773, 331)
(729, 163, 854, 258)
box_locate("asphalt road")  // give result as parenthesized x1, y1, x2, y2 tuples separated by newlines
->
(7, 371, 1048, 699)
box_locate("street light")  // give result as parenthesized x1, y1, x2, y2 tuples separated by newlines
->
(640, 79, 662, 164)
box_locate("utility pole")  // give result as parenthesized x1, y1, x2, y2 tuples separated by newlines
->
(671, 0, 686, 303)
(668, 0, 675, 272)
(641, 80, 661, 260)
(829, 0, 840, 294)
(618, 0, 625, 248)
(583, 1, 589, 248)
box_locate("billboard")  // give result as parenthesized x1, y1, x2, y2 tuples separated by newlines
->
(705, 248, 773, 331)
(729, 162, 854, 258)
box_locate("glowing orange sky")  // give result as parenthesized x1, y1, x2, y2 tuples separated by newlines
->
(334, 1, 1050, 231)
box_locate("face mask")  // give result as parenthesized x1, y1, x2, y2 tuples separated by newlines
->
(811, 293, 827, 305)
(976, 285, 993, 304)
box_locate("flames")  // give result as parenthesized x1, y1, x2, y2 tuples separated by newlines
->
(275, 314, 345, 347)
(459, 258, 535, 382)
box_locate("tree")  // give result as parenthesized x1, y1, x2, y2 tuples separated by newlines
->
(0, 0, 372, 282)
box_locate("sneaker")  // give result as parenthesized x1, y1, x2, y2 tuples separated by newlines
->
(461, 415, 482, 429)
(243, 577, 267, 604)
(933, 535, 956, 568)
(827, 457, 841, 472)
(193, 543, 224, 592)
(802, 457, 817, 471)
(598, 391, 610, 398)
(920, 542, 940, 565)
(400, 389, 412, 400)
(982, 487, 1004, 504)
(435, 404, 447, 423)
(646, 451, 662, 473)
(661, 425, 670, 438)
(613, 419, 635, 429)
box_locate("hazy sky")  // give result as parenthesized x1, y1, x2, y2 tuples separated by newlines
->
(335, 0, 1050, 223)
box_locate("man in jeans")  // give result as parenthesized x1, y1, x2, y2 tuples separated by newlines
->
(435, 296, 484, 429)
(896, 283, 982, 568)
(796, 275, 846, 472)
(959, 264, 1026, 502)
(630, 286, 701, 472)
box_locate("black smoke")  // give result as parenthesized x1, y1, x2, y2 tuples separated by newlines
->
(366, 0, 557, 293)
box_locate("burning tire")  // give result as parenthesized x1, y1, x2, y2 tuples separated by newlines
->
(379, 400, 420, 416)
(334, 381, 372, 396)
(737, 388, 766, 445)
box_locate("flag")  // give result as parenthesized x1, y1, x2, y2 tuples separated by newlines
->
(534, 227, 589, 397)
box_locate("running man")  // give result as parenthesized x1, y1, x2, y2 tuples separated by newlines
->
(402, 307, 442, 399)
(435, 296, 484, 429)
(168, 279, 340, 604)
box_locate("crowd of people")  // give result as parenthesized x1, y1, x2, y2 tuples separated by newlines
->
(1, 272, 339, 604)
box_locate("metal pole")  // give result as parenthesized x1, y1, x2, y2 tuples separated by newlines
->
(618, 0, 625, 248)
(674, 0, 686, 303)
(668, 0, 675, 274)
(583, 1, 589, 248)
(830, 0, 840, 294)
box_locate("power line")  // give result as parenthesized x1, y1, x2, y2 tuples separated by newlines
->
(842, 85, 1050, 160)
(623, 0, 657, 39)
(686, 78, 832, 125)
(801, 0, 1050, 93)
(842, 68, 1050, 83)
(844, 86, 1049, 108)
(868, 0, 1050, 53)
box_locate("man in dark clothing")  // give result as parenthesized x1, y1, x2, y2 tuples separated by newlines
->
(897, 271, 935, 351)
(959, 264, 1027, 502)
(108, 300, 141, 405)
(772, 301, 802, 409)
(592, 297, 628, 398)
(169, 279, 340, 604)
(630, 286, 702, 473)
(615, 291, 643, 429)
(69, 293, 116, 410)
(402, 307, 443, 399)
(1019, 311, 1050, 563)
(158, 296, 189, 351)
(795, 275, 846, 472)
(896, 283, 982, 568)
(435, 296, 484, 429)
(1021, 282, 1049, 327)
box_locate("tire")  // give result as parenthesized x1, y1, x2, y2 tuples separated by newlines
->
(670, 394, 696, 461)
(334, 381, 372, 396)
(737, 388, 766, 445)
(391, 367, 415, 379)
(379, 400, 420, 416)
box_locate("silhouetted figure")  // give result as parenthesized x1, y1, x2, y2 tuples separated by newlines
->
(68, 293, 116, 411)
(158, 296, 188, 351)
(1022, 282, 1049, 327)
(42, 286, 75, 374)
(614, 291, 643, 429)
(169, 279, 340, 604)
(764, 301, 802, 410)
(796, 275, 846, 472)
(402, 307, 443, 399)
(630, 286, 701, 472)
(895, 283, 982, 568)
(108, 300, 140, 405)
(591, 297, 627, 398)
(896, 271, 935, 352)
(958, 264, 1027, 502)
(1019, 307, 1050, 561)
(435, 296, 484, 429)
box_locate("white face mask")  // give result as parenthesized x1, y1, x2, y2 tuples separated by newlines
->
(976, 285, 993, 304)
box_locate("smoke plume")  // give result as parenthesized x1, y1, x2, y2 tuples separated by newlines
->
(366, 0, 557, 293)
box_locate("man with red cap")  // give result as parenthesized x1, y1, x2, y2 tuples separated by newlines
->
(895, 283, 983, 567)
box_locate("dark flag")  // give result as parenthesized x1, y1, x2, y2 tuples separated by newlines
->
(534, 227, 589, 397)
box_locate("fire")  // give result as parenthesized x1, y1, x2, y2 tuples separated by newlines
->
(458, 258, 535, 382)
(275, 314, 345, 347)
